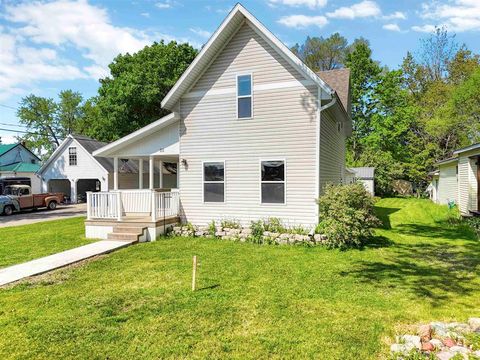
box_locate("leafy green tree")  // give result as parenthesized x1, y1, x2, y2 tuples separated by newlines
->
(345, 40, 382, 161)
(92, 41, 197, 141)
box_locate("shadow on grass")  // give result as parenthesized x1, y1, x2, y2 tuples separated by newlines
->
(197, 284, 220, 291)
(363, 235, 394, 249)
(374, 207, 401, 229)
(343, 227, 480, 304)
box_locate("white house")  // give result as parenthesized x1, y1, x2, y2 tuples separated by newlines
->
(0, 143, 41, 193)
(348, 167, 375, 196)
(37, 135, 155, 203)
(431, 143, 480, 215)
(84, 4, 351, 241)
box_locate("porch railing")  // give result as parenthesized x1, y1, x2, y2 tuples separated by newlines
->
(86, 189, 180, 221)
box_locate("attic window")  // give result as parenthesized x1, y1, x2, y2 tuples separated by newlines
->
(237, 74, 252, 119)
(69, 147, 77, 166)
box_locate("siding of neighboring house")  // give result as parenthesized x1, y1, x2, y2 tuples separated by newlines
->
(319, 108, 346, 194)
(457, 150, 478, 213)
(179, 22, 319, 227)
(437, 162, 458, 205)
(0, 145, 38, 166)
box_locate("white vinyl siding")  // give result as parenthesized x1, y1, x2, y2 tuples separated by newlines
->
(457, 151, 478, 213)
(319, 109, 346, 194)
(179, 22, 318, 227)
(437, 162, 458, 206)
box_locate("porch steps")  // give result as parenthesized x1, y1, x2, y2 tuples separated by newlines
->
(107, 225, 147, 242)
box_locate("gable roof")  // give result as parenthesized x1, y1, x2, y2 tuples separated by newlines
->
(453, 142, 480, 155)
(0, 144, 17, 157)
(0, 162, 41, 173)
(161, 3, 335, 111)
(317, 69, 351, 114)
(38, 134, 137, 175)
(349, 167, 375, 179)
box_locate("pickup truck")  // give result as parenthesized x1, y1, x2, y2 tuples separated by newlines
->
(0, 185, 64, 216)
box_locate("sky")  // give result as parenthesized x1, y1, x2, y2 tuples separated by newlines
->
(1, 0, 480, 144)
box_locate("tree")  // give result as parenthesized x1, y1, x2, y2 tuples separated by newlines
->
(292, 33, 349, 71)
(344, 40, 382, 161)
(17, 95, 60, 157)
(92, 41, 197, 141)
(17, 90, 88, 158)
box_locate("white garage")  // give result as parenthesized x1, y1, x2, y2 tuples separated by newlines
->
(348, 167, 375, 196)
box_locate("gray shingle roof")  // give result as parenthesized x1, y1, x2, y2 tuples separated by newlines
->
(317, 68, 351, 115)
(72, 135, 138, 173)
(349, 167, 374, 179)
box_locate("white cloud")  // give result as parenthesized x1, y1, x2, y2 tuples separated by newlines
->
(383, 11, 407, 20)
(189, 27, 211, 39)
(268, 0, 327, 9)
(411, 24, 437, 33)
(383, 23, 401, 32)
(140, 12, 150, 18)
(326, 0, 381, 19)
(414, 0, 480, 32)
(155, 1, 173, 9)
(0, 30, 85, 101)
(277, 14, 328, 28)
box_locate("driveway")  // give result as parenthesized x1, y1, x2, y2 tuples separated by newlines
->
(0, 203, 87, 228)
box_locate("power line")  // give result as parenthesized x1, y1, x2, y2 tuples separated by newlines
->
(0, 122, 27, 128)
(0, 127, 43, 135)
(0, 103, 18, 111)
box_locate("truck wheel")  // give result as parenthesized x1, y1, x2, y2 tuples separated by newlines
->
(3, 206, 13, 216)
(47, 201, 57, 210)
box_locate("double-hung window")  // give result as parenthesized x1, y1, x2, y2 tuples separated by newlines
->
(237, 74, 252, 119)
(203, 161, 225, 203)
(261, 160, 285, 204)
(69, 147, 77, 166)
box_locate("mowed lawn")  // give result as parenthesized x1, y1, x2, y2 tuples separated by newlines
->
(1, 198, 480, 359)
(0, 217, 93, 268)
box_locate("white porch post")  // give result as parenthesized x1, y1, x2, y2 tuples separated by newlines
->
(158, 160, 163, 189)
(113, 156, 119, 190)
(149, 156, 154, 190)
(176, 161, 179, 189)
(138, 159, 144, 189)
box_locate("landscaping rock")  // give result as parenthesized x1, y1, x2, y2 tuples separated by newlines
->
(390, 343, 412, 355)
(396, 335, 421, 350)
(449, 346, 469, 354)
(436, 351, 455, 360)
(430, 339, 443, 349)
(442, 338, 456, 348)
(468, 317, 480, 332)
(431, 322, 449, 337)
(421, 342, 434, 351)
(419, 324, 432, 342)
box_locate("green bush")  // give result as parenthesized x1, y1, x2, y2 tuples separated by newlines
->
(221, 219, 241, 229)
(263, 217, 285, 233)
(250, 220, 264, 244)
(208, 220, 216, 237)
(318, 183, 380, 249)
(464, 216, 480, 238)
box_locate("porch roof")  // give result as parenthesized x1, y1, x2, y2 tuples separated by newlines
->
(92, 113, 179, 158)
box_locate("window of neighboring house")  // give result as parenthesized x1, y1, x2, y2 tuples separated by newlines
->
(203, 161, 225, 202)
(261, 160, 285, 204)
(69, 147, 77, 166)
(237, 74, 252, 119)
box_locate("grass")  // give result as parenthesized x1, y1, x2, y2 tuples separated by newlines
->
(0, 217, 94, 268)
(0, 198, 480, 359)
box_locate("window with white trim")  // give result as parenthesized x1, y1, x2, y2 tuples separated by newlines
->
(261, 160, 285, 204)
(203, 162, 225, 202)
(69, 147, 77, 166)
(237, 74, 252, 118)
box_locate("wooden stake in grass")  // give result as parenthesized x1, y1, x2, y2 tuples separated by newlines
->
(192, 255, 197, 291)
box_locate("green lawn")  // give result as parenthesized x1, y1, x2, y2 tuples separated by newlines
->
(1, 198, 479, 359)
(0, 217, 93, 268)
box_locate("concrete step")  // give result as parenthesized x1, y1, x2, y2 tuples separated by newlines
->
(113, 226, 145, 234)
(107, 233, 140, 241)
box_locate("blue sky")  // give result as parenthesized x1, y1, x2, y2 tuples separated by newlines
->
(1, 0, 480, 144)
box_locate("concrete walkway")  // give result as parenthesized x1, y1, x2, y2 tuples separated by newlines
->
(0, 240, 136, 287)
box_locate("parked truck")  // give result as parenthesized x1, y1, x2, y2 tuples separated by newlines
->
(0, 185, 64, 216)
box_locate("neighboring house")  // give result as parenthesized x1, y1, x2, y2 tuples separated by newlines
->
(0, 143, 41, 193)
(348, 167, 375, 196)
(431, 143, 480, 215)
(85, 4, 351, 240)
(37, 135, 143, 203)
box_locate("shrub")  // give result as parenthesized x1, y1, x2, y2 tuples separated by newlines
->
(250, 220, 264, 244)
(263, 217, 286, 233)
(208, 220, 216, 237)
(318, 183, 380, 249)
(221, 219, 241, 229)
(464, 216, 480, 238)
